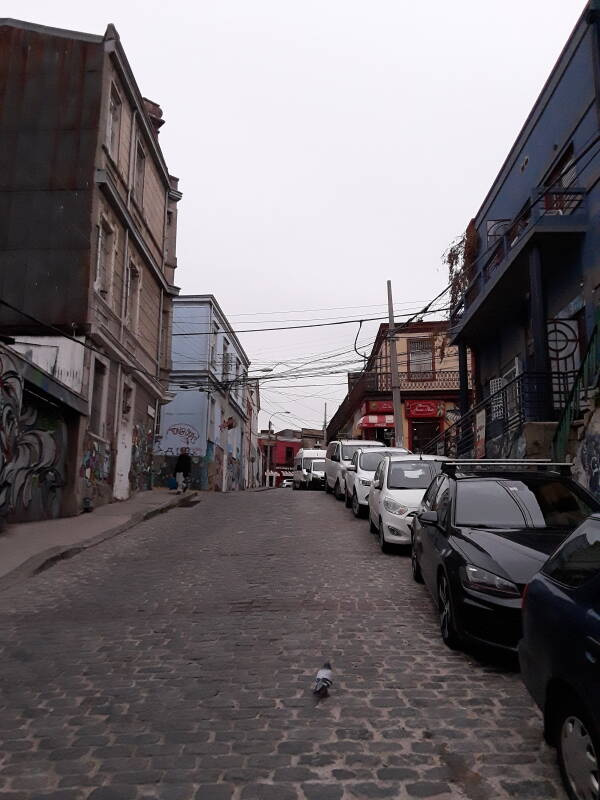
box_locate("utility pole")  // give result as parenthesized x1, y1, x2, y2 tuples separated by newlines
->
(323, 403, 327, 447)
(266, 422, 272, 487)
(387, 280, 404, 448)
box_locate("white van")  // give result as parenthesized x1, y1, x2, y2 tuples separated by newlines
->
(293, 449, 327, 490)
(325, 439, 384, 500)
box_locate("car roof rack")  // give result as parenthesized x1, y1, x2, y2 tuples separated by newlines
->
(441, 459, 572, 477)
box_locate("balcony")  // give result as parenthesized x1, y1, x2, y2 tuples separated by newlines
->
(451, 187, 587, 335)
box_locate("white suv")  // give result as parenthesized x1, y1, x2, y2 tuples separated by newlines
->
(368, 454, 448, 552)
(344, 447, 410, 517)
(325, 439, 383, 500)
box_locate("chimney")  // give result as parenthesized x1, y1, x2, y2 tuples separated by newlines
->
(143, 97, 165, 136)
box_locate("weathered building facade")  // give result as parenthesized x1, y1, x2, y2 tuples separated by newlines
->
(0, 19, 181, 512)
(327, 322, 471, 451)
(426, 4, 600, 482)
(154, 296, 251, 492)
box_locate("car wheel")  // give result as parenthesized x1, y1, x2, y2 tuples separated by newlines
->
(411, 534, 423, 583)
(334, 481, 344, 501)
(379, 519, 390, 553)
(344, 487, 352, 508)
(352, 491, 364, 518)
(438, 573, 461, 650)
(553, 696, 600, 800)
(325, 481, 332, 494)
(292, 482, 298, 490)
(369, 513, 378, 534)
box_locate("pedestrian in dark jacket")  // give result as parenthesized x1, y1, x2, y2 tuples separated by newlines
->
(173, 448, 192, 493)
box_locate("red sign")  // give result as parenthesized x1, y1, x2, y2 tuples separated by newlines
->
(366, 399, 394, 413)
(405, 399, 444, 419)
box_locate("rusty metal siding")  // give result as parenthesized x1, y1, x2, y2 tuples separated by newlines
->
(0, 25, 104, 331)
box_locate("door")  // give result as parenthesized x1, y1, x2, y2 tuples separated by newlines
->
(420, 476, 451, 594)
(369, 460, 385, 526)
(410, 420, 442, 453)
(325, 443, 339, 489)
(113, 382, 135, 500)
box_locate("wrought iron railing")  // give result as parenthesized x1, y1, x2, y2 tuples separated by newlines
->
(451, 187, 587, 323)
(553, 316, 600, 461)
(422, 371, 575, 457)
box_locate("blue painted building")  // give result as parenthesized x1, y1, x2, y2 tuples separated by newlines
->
(444, 3, 600, 461)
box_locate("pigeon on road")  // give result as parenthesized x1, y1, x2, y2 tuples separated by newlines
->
(313, 661, 333, 698)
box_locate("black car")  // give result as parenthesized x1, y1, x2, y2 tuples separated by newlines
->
(411, 461, 600, 652)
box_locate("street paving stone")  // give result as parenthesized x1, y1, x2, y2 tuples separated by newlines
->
(0, 490, 566, 799)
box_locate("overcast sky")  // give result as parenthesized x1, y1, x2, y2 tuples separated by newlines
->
(16, 0, 585, 431)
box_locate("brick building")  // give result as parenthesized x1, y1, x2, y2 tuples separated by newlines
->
(0, 19, 181, 513)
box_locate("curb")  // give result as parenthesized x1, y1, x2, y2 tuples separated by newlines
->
(0, 491, 200, 593)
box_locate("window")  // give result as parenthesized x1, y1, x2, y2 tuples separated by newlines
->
(126, 263, 141, 331)
(422, 476, 441, 509)
(285, 447, 294, 465)
(544, 144, 577, 214)
(455, 478, 596, 530)
(408, 338, 434, 380)
(222, 340, 231, 379)
(387, 461, 434, 490)
(543, 521, 600, 588)
(326, 442, 336, 459)
(210, 323, 219, 367)
(134, 142, 146, 203)
(95, 218, 115, 297)
(89, 359, 107, 437)
(432, 477, 451, 525)
(106, 85, 121, 159)
(360, 452, 385, 471)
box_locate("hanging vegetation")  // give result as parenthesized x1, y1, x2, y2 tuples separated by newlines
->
(444, 219, 480, 313)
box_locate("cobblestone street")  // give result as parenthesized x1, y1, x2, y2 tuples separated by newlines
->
(0, 490, 566, 800)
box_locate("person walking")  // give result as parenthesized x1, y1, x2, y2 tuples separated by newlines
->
(173, 447, 192, 494)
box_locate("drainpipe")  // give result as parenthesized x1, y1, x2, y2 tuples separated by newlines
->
(156, 290, 164, 378)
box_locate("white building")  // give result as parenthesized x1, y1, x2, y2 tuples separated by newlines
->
(154, 295, 251, 491)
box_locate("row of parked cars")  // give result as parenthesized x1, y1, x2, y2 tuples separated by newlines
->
(320, 438, 600, 800)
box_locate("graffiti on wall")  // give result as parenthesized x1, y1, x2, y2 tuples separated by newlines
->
(130, 424, 153, 492)
(81, 435, 112, 497)
(579, 433, 600, 498)
(0, 351, 66, 522)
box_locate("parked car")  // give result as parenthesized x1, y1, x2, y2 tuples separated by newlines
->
(411, 461, 599, 652)
(293, 448, 327, 490)
(325, 439, 383, 499)
(519, 514, 600, 800)
(280, 478, 293, 488)
(306, 459, 326, 490)
(344, 447, 411, 517)
(369, 455, 447, 551)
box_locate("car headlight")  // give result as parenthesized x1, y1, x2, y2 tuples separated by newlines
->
(383, 498, 409, 516)
(360, 479, 372, 487)
(461, 564, 520, 598)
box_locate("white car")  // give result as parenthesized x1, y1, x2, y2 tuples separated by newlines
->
(325, 439, 384, 500)
(368, 455, 448, 552)
(280, 478, 294, 488)
(344, 447, 411, 517)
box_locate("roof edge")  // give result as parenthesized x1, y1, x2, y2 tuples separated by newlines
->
(0, 17, 103, 43)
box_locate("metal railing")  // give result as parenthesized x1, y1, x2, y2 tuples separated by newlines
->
(451, 187, 587, 322)
(422, 371, 575, 458)
(553, 316, 600, 461)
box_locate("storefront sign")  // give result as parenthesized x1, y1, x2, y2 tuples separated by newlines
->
(365, 399, 394, 413)
(405, 399, 444, 418)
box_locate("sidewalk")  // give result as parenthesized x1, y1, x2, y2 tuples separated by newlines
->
(0, 488, 199, 591)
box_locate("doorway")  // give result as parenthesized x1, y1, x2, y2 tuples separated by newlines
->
(410, 420, 441, 453)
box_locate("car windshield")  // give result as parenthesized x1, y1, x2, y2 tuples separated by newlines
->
(387, 462, 433, 489)
(360, 452, 385, 471)
(341, 445, 363, 460)
(311, 460, 325, 471)
(455, 478, 597, 529)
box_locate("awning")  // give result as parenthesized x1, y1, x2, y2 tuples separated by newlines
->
(358, 414, 395, 429)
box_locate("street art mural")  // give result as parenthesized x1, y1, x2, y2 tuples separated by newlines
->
(130, 424, 153, 492)
(0, 351, 66, 523)
(578, 432, 600, 498)
(81, 435, 112, 500)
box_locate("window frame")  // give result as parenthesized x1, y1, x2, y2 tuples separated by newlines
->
(125, 260, 142, 332)
(89, 354, 110, 440)
(407, 337, 436, 381)
(542, 521, 600, 589)
(106, 83, 122, 161)
(134, 140, 146, 204)
(95, 216, 116, 300)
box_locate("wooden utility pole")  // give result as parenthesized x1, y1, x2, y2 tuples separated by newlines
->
(387, 280, 404, 448)
(323, 403, 327, 447)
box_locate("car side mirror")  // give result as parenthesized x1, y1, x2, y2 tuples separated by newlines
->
(346, 464, 356, 472)
(419, 510, 439, 526)
(373, 479, 383, 489)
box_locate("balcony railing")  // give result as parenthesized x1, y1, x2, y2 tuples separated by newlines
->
(452, 187, 587, 324)
(422, 371, 575, 458)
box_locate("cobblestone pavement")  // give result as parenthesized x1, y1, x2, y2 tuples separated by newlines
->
(0, 490, 566, 800)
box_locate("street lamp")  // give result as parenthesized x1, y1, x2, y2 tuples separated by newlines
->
(265, 411, 291, 487)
